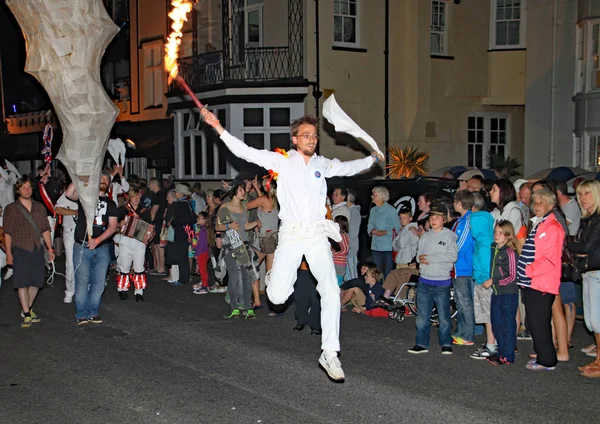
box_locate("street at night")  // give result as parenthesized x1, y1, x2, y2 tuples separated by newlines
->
(0, 265, 597, 424)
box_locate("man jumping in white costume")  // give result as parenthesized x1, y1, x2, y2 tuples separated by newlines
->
(201, 109, 382, 382)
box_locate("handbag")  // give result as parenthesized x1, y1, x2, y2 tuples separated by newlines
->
(159, 209, 171, 247)
(561, 235, 582, 283)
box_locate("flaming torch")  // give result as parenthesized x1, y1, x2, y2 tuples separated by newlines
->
(165, 0, 205, 110)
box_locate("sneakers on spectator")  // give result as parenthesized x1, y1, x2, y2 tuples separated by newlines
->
(21, 316, 32, 328)
(209, 285, 227, 293)
(319, 351, 345, 382)
(21, 310, 41, 323)
(487, 355, 512, 366)
(470, 345, 496, 360)
(517, 331, 532, 340)
(526, 361, 555, 371)
(77, 318, 89, 326)
(452, 336, 474, 346)
(225, 309, 240, 319)
(442, 346, 453, 355)
(244, 310, 256, 320)
(89, 316, 103, 324)
(408, 345, 429, 354)
(193, 287, 209, 295)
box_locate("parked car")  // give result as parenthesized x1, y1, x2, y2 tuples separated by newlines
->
(327, 176, 458, 262)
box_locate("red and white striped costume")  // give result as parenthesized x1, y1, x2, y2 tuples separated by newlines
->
(116, 203, 148, 295)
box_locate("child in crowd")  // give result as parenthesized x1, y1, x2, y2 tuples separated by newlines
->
(189, 211, 210, 294)
(408, 202, 458, 355)
(381, 207, 419, 303)
(392, 208, 419, 269)
(469, 191, 497, 358)
(332, 215, 350, 286)
(339, 262, 375, 309)
(483, 221, 520, 365)
(339, 264, 385, 316)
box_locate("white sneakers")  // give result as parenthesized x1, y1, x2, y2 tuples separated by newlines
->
(319, 351, 345, 382)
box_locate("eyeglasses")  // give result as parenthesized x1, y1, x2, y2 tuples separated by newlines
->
(298, 133, 319, 141)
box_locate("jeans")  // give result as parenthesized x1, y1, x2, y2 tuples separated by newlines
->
(224, 251, 253, 310)
(583, 270, 600, 333)
(491, 293, 518, 362)
(372, 250, 394, 279)
(415, 282, 452, 349)
(452, 277, 475, 341)
(74, 242, 110, 320)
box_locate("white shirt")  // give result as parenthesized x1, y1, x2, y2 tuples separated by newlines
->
(0, 167, 19, 209)
(220, 131, 375, 223)
(56, 193, 79, 237)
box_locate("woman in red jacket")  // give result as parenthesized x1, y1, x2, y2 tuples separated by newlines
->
(516, 189, 565, 371)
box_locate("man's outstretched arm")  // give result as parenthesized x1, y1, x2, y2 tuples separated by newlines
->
(324, 152, 383, 178)
(201, 108, 281, 171)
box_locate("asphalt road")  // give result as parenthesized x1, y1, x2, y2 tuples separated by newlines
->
(0, 264, 598, 424)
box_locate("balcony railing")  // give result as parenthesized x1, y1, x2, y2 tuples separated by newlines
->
(176, 46, 303, 92)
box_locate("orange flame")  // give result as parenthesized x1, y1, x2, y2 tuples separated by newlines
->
(165, 0, 194, 84)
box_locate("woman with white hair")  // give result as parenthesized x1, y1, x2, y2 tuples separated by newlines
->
(516, 188, 564, 371)
(569, 180, 600, 377)
(367, 186, 400, 279)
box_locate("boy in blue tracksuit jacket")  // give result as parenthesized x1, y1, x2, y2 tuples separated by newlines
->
(451, 191, 476, 345)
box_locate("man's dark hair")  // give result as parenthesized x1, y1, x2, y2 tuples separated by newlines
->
(333, 186, 348, 199)
(14, 175, 32, 198)
(290, 115, 319, 137)
(193, 182, 202, 191)
(554, 181, 568, 196)
(454, 190, 475, 211)
(532, 179, 558, 199)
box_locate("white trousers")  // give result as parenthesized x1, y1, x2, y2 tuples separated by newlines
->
(117, 236, 146, 274)
(64, 234, 75, 298)
(266, 221, 341, 352)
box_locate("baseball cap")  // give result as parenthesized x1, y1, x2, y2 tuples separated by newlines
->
(458, 169, 484, 181)
(428, 201, 447, 216)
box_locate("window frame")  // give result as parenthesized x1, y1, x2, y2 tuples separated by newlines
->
(175, 107, 230, 180)
(467, 113, 511, 169)
(430, 0, 449, 56)
(584, 132, 600, 172)
(141, 40, 164, 109)
(240, 106, 292, 152)
(576, 24, 585, 93)
(333, 0, 360, 49)
(489, 0, 527, 50)
(587, 20, 600, 92)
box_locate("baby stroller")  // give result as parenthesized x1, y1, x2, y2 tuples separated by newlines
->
(381, 275, 458, 324)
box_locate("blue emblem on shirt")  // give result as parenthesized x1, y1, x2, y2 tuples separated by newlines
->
(315, 171, 321, 178)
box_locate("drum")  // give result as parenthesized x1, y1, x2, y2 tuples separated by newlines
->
(119, 215, 156, 245)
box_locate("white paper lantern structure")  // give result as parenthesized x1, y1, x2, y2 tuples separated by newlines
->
(7, 0, 120, 237)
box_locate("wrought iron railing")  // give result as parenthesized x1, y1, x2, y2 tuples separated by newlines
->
(176, 46, 303, 92)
